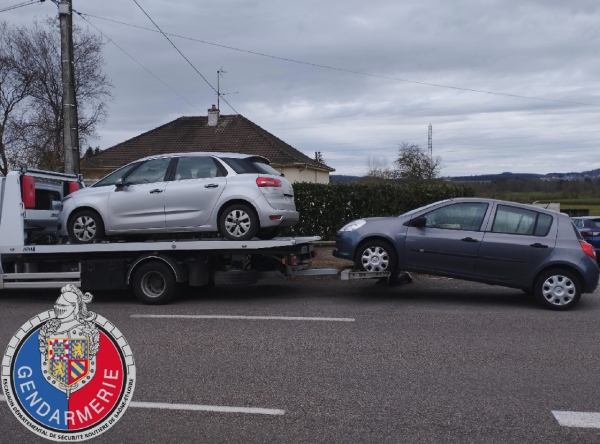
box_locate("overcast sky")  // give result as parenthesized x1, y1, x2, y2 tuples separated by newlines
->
(5, 0, 600, 176)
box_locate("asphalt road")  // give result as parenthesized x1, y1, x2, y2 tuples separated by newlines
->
(1, 275, 600, 443)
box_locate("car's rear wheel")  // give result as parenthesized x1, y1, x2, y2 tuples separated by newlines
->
(68, 210, 105, 244)
(219, 204, 259, 241)
(533, 268, 581, 310)
(355, 240, 397, 273)
(132, 261, 180, 305)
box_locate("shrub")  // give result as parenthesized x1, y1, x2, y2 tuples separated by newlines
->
(284, 182, 475, 240)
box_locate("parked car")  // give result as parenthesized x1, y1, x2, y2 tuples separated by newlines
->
(58, 153, 298, 242)
(572, 216, 600, 259)
(333, 198, 599, 310)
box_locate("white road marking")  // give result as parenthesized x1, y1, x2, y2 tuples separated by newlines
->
(552, 411, 600, 428)
(130, 401, 284, 415)
(0, 396, 282, 415)
(131, 314, 355, 322)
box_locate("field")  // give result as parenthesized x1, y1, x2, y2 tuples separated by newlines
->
(481, 193, 600, 216)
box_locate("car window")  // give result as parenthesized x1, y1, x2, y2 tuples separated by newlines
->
(572, 221, 584, 240)
(423, 202, 488, 231)
(590, 219, 600, 228)
(92, 163, 140, 188)
(125, 158, 171, 185)
(220, 158, 259, 174)
(492, 205, 553, 236)
(572, 219, 584, 228)
(174, 157, 223, 180)
(251, 159, 282, 176)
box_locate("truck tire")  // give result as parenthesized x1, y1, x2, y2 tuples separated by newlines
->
(132, 261, 180, 305)
(219, 203, 259, 241)
(534, 268, 581, 311)
(214, 269, 258, 286)
(355, 239, 397, 273)
(68, 210, 105, 244)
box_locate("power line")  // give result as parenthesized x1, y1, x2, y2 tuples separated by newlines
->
(0, 0, 41, 14)
(74, 10, 600, 109)
(73, 12, 202, 113)
(131, 0, 238, 114)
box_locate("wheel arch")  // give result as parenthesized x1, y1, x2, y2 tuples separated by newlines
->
(532, 263, 586, 292)
(126, 254, 188, 285)
(67, 206, 107, 229)
(216, 199, 261, 228)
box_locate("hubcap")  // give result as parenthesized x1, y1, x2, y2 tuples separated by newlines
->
(140, 271, 166, 298)
(542, 275, 576, 306)
(361, 246, 390, 272)
(224, 210, 252, 238)
(73, 216, 97, 242)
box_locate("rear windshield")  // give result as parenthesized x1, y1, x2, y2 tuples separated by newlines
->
(221, 157, 282, 176)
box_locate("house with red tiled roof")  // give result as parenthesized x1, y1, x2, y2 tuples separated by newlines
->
(81, 105, 335, 183)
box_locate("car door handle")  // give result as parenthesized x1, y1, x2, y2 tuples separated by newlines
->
(461, 237, 479, 243)
(149, 189, 163, 194)
(204, 184, 219, 188)
(530, 243, 548, 248)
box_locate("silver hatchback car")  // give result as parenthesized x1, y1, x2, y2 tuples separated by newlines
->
(58, 153, 299, 242)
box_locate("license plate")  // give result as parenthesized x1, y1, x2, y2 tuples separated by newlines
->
(284, 195, 294, 203)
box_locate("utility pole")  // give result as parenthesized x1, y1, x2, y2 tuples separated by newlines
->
(428, 123, 432, 161)
(59, 0, 80, 174)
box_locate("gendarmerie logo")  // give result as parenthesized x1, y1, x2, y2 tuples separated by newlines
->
(1, 285, 136, 441)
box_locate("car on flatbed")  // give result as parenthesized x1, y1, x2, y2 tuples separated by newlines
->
(333, 198, 600, 310)
(58, 152, 298, 243)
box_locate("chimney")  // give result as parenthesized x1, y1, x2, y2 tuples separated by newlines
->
(207, 104, 220, 126)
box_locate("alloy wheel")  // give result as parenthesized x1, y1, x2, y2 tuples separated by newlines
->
(224, 210, 252, 238)
(73, 216, 97, 242)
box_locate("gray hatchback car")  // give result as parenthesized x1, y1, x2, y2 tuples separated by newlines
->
(59, 153, 298, 242)
(333, 198, 599, 310)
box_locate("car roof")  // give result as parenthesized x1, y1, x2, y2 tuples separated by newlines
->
(136, 152, 269, 163)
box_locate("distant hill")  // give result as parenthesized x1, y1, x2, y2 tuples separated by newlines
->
(330, 175, 363, 183)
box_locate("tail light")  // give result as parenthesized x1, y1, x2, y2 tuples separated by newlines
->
(21, 175, 35, 209)
(256, 177, 282, 187)
(68, 181, 81, 194)
(581, 231, 600, 237)
(580, 241, 597, 260)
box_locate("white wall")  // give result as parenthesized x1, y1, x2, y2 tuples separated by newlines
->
(278, 167, 330, 184)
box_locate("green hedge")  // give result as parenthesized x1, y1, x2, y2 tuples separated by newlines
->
(283, 182, 475, 240)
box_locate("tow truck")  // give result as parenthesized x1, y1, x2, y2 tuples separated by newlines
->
(0, 169, 386, 304)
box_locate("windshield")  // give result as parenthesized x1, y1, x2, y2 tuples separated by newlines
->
(92, 162, 140, 187)
(399, 200, 450, 217)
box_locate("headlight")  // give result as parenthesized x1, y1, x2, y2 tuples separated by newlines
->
(339, 219, 366, 232)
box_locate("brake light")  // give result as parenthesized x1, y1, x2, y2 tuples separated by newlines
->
(580, 241, 596, 260)
(256, 177, 282, 187)
(582, 231, 600, 236)
(21, 175, 35, 209)
(68, 181, 80, 194)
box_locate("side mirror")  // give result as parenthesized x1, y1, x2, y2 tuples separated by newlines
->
(409, 216, 427, 228)
(115, 178, 125, 188)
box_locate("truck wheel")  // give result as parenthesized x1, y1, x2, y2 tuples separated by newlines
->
(219, 204, 259, 241)
(214, 269, 258, 286)
(132, 261, 180, 305)
(68, 210, 105, 244)
(534, 268, 581, 310)
(256, 228, 280, 240)
(355, 240, 397, 273)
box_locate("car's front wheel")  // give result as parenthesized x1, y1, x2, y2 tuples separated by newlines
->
(534, 268, 581, 310)
(219, 203, 259, 241)
(68, 210, 105, 244)
(355, 240, 397, 273)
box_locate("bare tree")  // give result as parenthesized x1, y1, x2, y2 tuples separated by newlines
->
(395, 142, 441, 181)
(365, 156, 398, 181)
(0, 22, 37, 175)
(2, 18, 112, 172)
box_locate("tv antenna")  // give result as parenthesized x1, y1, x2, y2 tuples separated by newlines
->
(217, 67, 238, 111)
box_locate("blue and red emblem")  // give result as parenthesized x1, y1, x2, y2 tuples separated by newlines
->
(1, 285, 136, 441)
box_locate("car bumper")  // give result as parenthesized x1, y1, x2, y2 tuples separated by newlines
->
(258, 208, 299, 228)
(332, 231, 362, 261)
(578, 256, 600, 293)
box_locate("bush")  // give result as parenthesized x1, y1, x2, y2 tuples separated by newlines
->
(284, 182, 475, 240)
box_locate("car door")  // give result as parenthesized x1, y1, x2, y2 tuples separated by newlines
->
(107, 157, 172, 231)
(404, 202, 490, 275)
(474, 204, 557, 280)
(163, 156, 228, 228)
